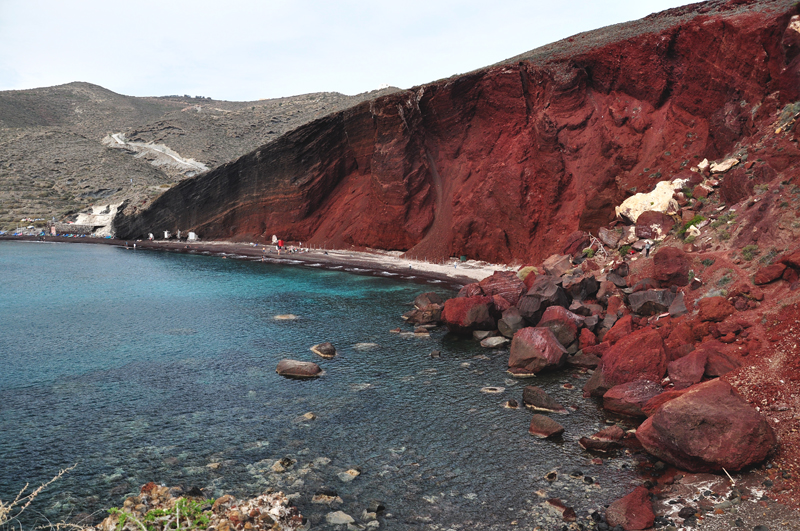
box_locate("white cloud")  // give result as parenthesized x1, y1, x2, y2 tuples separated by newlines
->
(0, 0, 694, 100)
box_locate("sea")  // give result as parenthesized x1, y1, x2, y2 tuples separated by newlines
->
(0, 241, 643, 530)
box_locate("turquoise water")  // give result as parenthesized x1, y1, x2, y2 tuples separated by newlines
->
(0, 241, 642, 529)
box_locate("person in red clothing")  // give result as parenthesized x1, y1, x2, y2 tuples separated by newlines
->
(277, 239, 284, 254)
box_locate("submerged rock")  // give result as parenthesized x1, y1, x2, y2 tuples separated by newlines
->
(522, 386, 568, 414)
(528, 414, 565, 439)
(310, 342, 337, 358)
(276, 359, 322, 379)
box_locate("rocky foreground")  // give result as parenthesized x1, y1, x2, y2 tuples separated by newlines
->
(403, 154, 800, 528)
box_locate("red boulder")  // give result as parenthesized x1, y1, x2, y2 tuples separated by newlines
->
(754, 263, 787, 285)
(508, 327, 568, 376)
(604, 314, 633, 345)
(653, 247, 690, 287)
(636, 379, 777, 472)
(605, 487, 655, 531)
(479, 271, 527, 306)
(602, 328, 668, 387)
(603, 380, 663, 417)
(442, 296, 495, 335)
(698, 296, 735, 322)
(537, 305, 583, 346)
(667, 349, 707, 389)
(457, 283, 483, 298)
(635, 211, 674, 240)
(579, 327, 597, 349)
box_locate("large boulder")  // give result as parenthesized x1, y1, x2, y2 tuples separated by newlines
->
(479, 271, 527, 306)
(653, 247, 690, 287)
(605, 486, 655, 531)
(414, 292, 443, 308)
(602, 328, 667, 387)
(603, 380, 663, 417)
(517, 276, 569, 324)
(537, 306, 583, 347)
(615, 179, 683, 223)
(457, 283, 483, 298)
(604, 315, 633, 345)
(276, 359, 322, 379)
(508, 327, 568, 376)
(636, 379, 777, 472)
(442, 296, 495, 335)
(542, 254, 573, 277)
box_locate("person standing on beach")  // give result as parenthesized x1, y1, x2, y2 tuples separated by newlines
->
(277, 239, 284, 255)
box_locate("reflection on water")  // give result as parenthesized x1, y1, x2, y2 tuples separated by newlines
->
(0, 242, 643, 529)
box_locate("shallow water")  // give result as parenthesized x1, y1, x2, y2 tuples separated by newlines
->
(0, 241, 643, 529)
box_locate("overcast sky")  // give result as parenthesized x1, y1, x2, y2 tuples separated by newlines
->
(0, 0, 693, 102)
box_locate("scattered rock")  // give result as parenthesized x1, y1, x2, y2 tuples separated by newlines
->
(337, 469, 360, 482)
(544, 498, 577, 522)
(604, 315, 633, 345)
(325, 511, 355, 525)
(528, 414, 565, 438)
(709, 158, 739, 173)
(522, 386, 568, 414)
(668, 291, 688, 317)
(698, 296, 735, 322)
(636, 379, 777, 471)
(605, 486, 655, 530)
(276, 359, 322, 379)
(566, 351, 601, 369)
(310, 342, 337, 358)
(481, 336, 510, 348)
(635, 211, 674, 240)
(754, 263, 787, 285)
(579, 425, 625, 452)
(653, 247, 690, 287)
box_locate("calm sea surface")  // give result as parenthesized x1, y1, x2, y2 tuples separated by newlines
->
(0, 241, 642, 529)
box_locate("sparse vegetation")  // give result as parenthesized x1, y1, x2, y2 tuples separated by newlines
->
(702, 258, 716, 267)
(718, 230, 731, 241)
(711, 212, 736, 228)
(717, 271, 734, 287)
(742, 244, 760, 261)
(678, 215, 705, 237)
(582, 247, 595, 258)
(619, 244, 632, 256)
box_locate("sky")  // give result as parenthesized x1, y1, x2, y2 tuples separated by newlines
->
(0, 0, 693, 102)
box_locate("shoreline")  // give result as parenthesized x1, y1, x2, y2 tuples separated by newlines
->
(0, 235, 510, 290)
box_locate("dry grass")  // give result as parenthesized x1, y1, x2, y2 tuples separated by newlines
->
(0, 464, 76, 530)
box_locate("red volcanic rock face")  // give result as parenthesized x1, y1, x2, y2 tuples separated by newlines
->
(602, 327, 668, 387)
(442, 296, 495, 335)
(115, 2, 800, 265)
(636, 379, 777, 472)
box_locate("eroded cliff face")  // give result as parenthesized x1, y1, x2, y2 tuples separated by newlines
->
(115, 0, 800, 264)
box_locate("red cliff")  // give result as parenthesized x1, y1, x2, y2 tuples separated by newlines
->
(115, 0, 800, 264)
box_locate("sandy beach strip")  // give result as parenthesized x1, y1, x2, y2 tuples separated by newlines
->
(1, 236, 512, 289)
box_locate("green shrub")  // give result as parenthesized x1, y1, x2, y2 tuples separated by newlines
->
(702, 258, 716, 267)
(619, 245, 632, 256)
(742, 244, 760, 261)
(678, 215, 706, 237)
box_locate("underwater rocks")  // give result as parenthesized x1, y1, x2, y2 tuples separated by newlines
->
(310, 342, 337, 358)
(276, 359, 323, 379)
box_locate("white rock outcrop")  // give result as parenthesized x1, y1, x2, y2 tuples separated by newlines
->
(615, 179, 688, 223)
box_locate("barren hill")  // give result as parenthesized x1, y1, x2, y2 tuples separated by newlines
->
(0, 82, 398, 229)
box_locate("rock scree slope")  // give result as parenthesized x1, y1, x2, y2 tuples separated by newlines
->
(116, 0, 800, 264)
